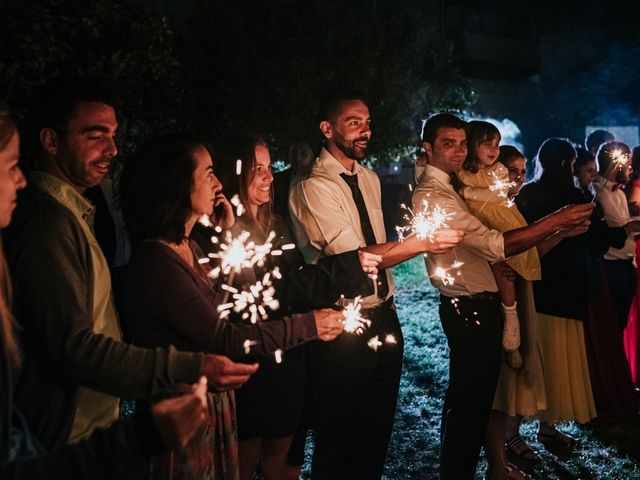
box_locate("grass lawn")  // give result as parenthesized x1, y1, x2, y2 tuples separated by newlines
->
(381, 256, 640, 479)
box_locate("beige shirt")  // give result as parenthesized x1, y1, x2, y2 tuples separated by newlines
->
(594, 175, 635, 261)
(412, 165, 505, 297)
(289, 147, 394, 307)
(31, 172, 121, 443)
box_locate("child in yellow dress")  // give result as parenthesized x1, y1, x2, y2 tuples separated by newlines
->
(458, 121, 541, 370)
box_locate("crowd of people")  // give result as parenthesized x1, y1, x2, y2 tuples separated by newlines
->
(0, 77, 638, 480)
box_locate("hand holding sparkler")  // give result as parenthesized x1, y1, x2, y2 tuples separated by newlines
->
(313, 308, 346, 341)
(358, 251, 382, 279)
(396, 200, 464, 254)
(200, 354, 258, 392)
(592, 148, 631, 203)
(341, 296, 371, 334)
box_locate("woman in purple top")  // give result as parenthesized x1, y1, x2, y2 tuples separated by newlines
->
(120, 136, 345, 480)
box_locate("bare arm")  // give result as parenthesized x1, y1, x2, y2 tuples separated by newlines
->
(504, 203, 594, 257)
(361, 229, 464, 269)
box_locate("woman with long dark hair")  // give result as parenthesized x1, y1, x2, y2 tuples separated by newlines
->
(203, 133, 379, 480)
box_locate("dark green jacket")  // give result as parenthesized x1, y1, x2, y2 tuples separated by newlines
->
(3, 184, 203, 449)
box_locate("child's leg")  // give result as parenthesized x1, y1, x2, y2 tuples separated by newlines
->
(491, 263, 522, 370)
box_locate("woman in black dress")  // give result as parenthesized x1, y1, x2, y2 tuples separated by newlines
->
(196, 133, 378, 480)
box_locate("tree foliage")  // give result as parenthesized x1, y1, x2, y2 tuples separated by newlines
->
(0, 0, 474, 162)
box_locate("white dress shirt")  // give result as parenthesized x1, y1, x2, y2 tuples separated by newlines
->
(289, 147, 394, 307)
(594, 175, 635, 260)
(412, 164, 505, 297)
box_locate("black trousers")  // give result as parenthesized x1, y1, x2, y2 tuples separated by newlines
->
(438, 294, 502, 480)
(310, 302, 404, 480)
(604, 259, 636, 329)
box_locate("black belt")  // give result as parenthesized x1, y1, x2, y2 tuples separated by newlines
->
(361, 296, 394, 315)
(441, 291, 499, 302)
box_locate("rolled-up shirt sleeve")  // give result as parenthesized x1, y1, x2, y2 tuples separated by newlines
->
(291, 179, 365, 257)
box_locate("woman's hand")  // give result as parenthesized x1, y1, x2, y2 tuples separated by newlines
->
(151, 376, 209, 451)
(422, 228, 465, 254)
(313, 308, 345, 341)
(358, 250, 382, 279)
(212, 192, 235, 229)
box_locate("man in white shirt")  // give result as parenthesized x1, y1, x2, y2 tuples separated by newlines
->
(594, 141, 637, 328)
(413, 113, 594, 479)
(289, 89, 463, 479)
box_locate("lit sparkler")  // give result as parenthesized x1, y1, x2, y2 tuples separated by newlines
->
(230, 194, 245, 217)
(593, 148, 630, 203)
(367, 335, 383, 351)
(477, 172, 516, 212)
(341, 296, 371, 335)
(431, 260, 464, 286)
(274, 349, 283, 364)
(217, 269, 280, 324)
(396, 199, 453, 241)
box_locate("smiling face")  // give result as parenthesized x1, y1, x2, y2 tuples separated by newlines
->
(0, 131, 27, 228)
(247, 144, 273, 210)
(190, 146, 222, 217)
(43, 101, 118, 193)
(321, 99, 371, 163)
(475, 134, 501, 168)
(423, 127, 468, 175)
(505, 156, 526, 194)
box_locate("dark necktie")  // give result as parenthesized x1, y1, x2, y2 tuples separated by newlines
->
(340, 173, 389, 298)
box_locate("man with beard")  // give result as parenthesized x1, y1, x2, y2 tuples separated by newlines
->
(289, 89, 464, 479)
(594, 141, 637, 329)
(4, 77, 257, 449)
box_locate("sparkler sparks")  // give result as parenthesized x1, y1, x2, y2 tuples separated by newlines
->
(235, 159, 242, 175)
(385, 334, 397, 344)
(396, 199, 452, 241)
(243, 339, 258, 354)
(431, 260, 464, 286)
(274, 349, 283, 364)
(488, 171, 516, 199)
(593, 148, 631, 203)
(341, 296, 371, 334)
(367, 335, 383, 351)
(207, 230, 276, 277)
(217, 269, 280, 323)
(230, 194, 245, 217)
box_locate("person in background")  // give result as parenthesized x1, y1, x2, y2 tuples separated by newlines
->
(585, 129, 614, 157)
(272, 141, 315, 227)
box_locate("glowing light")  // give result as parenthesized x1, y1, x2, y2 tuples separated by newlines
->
(341, 296, 371, 335)
(235, 159, 242, 175)
(367, 335, 383, 351)
(208, 230, 276, 277)
(431, 261, 464, 286)
(385, 334, 397, 344)
(274, 349, 283, 364)
(217, 269, 280, 324)
(230, 194, 245, 217)
(396, 200, 452, 241)
(198, 214, 212, 227)
(243, 339, 257, 354)
(488, 172, 516, 199)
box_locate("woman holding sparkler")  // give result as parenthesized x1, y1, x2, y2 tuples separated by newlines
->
(120, 136, 346, 480)
(207, 133, 379, 480)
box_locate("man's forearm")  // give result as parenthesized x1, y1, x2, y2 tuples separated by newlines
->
(504, 213, 562, 257)
(361, 235, 423, 269)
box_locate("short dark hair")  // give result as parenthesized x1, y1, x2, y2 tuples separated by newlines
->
(0, 101, 17, 151)
(25, 76, 117, 151)
(421, 113, 466, 144)
(211, 132, 272, 235)
(585, 129, 614, 154)
(596, 141, 630, 175)
(120, 135, 205, 247)
(536, 138, 576, 173)
(462, 120, 501, 173)
(497, 145, 525, 168)
(574, 147, 595, 169)
(317, 87, 368, 123)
